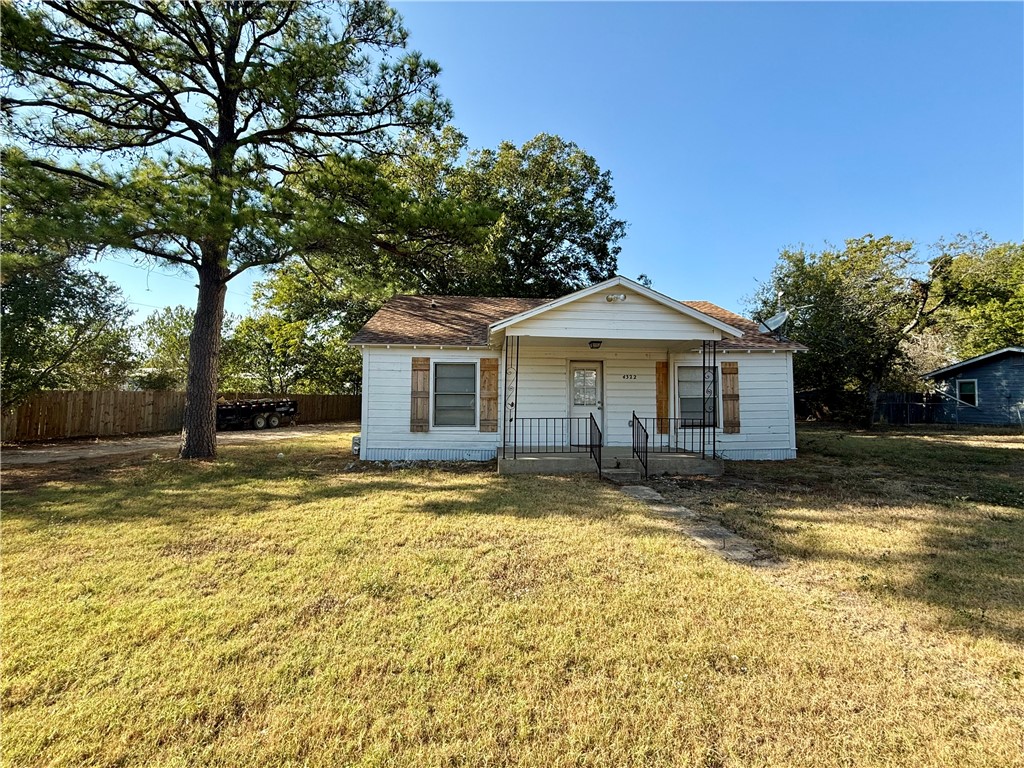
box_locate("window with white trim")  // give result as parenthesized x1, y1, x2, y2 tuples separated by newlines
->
(677, 366, 718, 425)
(956, 379, 977, 407)
(434, 363, 477, 426)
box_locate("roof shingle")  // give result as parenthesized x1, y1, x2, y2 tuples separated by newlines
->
(350, 294, 807, 351)
(349, 295, 549, 346)
(681, 301, 808, 351)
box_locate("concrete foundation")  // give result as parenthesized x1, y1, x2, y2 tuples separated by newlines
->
(497, 448, 722, 477)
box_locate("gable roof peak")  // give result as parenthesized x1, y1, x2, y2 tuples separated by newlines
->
(488, 275, 745, 338)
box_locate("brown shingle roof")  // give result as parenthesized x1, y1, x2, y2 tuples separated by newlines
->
(681, 301, 808, 351)
(351, 294, 807, 351)
(349, 295, 549, 346)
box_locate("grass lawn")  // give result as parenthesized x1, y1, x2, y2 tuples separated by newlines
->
(2, 426, 1022, 767)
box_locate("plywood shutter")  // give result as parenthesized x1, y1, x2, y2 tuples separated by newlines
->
(411, 357, 430, 432)
(479, 358, 498, 432)
(721, 361, 740, 434)
(655, 360, 669, 434)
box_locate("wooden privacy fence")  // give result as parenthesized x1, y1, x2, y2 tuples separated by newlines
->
(1, 390, 361, 442)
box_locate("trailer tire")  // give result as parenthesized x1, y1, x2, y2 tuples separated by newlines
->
(252, 414, 268, 429)
(268, 414, 280, 428)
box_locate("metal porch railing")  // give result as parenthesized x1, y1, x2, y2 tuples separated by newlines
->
(503, 416, 603, 477)
(506, 417, 597, 456)
(631, 410, 649, 478)
(589, 414, 602, 479)
(631, 417, 716, 460)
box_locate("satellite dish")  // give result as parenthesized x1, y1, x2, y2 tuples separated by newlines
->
(758, 310, 790, 334)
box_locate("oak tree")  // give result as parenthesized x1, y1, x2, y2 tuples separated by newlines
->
(1, 263, 137, 408)
(258, 131, 627, 362)
(751, 235, 951, 425)
(937, 238, 1024, 358)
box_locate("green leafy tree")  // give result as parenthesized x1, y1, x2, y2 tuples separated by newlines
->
(220, 312, 356, 394)
(0, 147, 104, 276)
(2, 0, 449, 457)
(258, 131, 627, 380)
(938, 238, 1024, 357)
(467, 133, 626, 297)
(132, 305, 241, 390)
(300, 334, 363, 393)
(257, 130, 494, 333)
(221, 313, 307, 395)
(133, 305, 195, 390)
(751, 235, 951, 425)
(1, 264, 137, 408)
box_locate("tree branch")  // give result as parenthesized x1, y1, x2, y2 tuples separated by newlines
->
(24, 159, 109, 189)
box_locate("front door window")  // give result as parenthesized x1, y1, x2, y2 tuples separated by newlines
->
(573, 368, 598, 406)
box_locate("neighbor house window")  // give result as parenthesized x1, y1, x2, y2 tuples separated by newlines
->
(434, 363, 476, 426)
(956, 379, 977, 407)
(678, 366, 718, 426)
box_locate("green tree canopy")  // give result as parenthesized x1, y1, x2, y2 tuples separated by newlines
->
(467, 132, 626, 297)
(133, 305, 202, 390)
(1, 263, 137, 408)
(936, 238, 1024, 358)
(257, 130, 627, 364)
(750, 234, 950, 424)
(220, 312, 360, 395)
(1, 0, 449, 457)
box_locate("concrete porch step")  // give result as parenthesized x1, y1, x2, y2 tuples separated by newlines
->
(601, 467, 642, 484)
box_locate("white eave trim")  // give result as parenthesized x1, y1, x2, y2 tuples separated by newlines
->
(358, 343, 491, 351)
(921, 346, 1024, 379)
(487, 275, 745, 338)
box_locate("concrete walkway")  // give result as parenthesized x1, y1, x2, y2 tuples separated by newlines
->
(2, 422, 357, 466)
(620, 485, 781, 568)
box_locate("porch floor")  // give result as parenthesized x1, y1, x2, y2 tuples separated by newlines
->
(498, 448, 722, 477)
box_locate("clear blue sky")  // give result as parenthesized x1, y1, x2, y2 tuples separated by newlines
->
(97, 1, 1024, 319)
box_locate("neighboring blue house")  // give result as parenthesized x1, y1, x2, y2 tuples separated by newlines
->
(922, 347, 1024, 426)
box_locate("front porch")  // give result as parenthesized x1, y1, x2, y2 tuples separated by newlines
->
(499, 413, 722, 479)
(498, 330, 725, 477)
(490, 281, 742, 477)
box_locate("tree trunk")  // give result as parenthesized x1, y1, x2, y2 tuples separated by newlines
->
(179, 262, 228, 459)
(862, 380, 882, 429)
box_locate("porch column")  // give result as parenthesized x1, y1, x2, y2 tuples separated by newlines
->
(502, 336, 520, 459)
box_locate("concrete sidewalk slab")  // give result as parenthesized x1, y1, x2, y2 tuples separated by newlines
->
(620, 485, 782, 569)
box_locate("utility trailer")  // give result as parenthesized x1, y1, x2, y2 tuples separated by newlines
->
(216, 398, 298, 431)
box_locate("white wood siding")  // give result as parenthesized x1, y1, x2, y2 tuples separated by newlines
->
(505, 288, 725, 341)
(359, 345, 797, 461)
(361, 347, 500, 461)
(669, 350, 796, 459)
(512, 344, 663, 446)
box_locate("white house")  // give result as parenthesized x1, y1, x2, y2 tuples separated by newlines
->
(351, 276, 805, 475)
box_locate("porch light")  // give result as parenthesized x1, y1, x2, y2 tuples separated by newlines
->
(588, 340, 602, 349)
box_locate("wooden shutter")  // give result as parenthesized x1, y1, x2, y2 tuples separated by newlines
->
(479, 358, 499, 432)
(721, 361, 740, 434)
(655, 360, 669, 434)
(411, 357, 430, 432)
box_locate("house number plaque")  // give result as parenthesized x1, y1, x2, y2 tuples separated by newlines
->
(621, 374, 637, 380)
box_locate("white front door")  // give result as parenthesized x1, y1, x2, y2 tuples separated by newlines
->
(569, 361, 603, 444)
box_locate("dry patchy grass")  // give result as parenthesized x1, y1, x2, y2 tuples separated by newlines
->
(2, 428, 1023, 767)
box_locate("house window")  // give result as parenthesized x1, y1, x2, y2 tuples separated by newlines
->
(678, 366, 718, 425)
(956, 379, 977, 407)
(434, 363, 476, 426)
